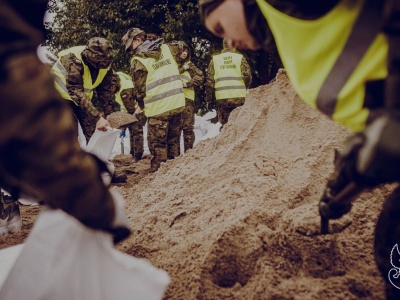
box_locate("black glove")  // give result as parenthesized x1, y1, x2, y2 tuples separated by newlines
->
(350, 111, 400, 186)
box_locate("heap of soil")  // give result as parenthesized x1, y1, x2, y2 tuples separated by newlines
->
(116, 70, 390, 299)
(1, 70, 391, 299)
(107, 111, 138, 129)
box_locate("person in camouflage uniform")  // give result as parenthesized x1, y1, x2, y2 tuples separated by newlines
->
(51, 37, 118, 143)
(177, 41, 204, 153)
(205, 38, 252, 128)
(0, 0, 130, 244)
(122, 28, 186, 172)
(112, 71, 146, 162)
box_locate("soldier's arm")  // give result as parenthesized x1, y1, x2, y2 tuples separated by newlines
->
(241, 56, 252, 89)
(186, 61, 204, 88)
(121, 88, 135, 114)
(205, 60, 215, 103)
(60, 54, 103, 119)
(96, 69, 119, 117)
(131, 59, 147, 110)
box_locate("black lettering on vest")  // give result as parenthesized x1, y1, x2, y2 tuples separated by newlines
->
(152, 58, 171, 70)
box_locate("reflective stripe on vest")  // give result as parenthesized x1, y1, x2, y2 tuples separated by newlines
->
(181, 64, 195, 100)
(51, 46, 110, 104)
(132, 44, 185, 117)
(212, 52, 246, 100)
(115, 71, 134, 112)
(256, 0, 388, 132)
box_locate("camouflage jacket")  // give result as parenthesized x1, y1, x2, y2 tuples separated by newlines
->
(59, 53, 116, 118)
(180, 60, 204, 89)
(205, 49, 252, 104)
(130, 42, 183, 110)
(0, 0, 117, 232)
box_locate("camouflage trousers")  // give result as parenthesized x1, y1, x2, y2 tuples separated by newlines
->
(374, 185, 400, 300)
(129, 122, 144, 161)
(216, 98, 245, 126)
(147, 112, 182, 173)
(181, 98, 195, 153)
(70, 103, 97, 143)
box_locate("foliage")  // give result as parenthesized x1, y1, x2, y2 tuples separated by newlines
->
(45, 0, 281, 113)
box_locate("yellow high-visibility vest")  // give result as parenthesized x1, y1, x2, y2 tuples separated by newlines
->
(132, 44, 185, 117)
(115, 72, 134, 112)
(181, 62, 195, 101)
(51, 46, 110, 104)
(256, 0, 388, 132)
(212, 52, 246, 100)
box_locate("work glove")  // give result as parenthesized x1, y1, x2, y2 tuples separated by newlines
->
(345, 110, 400, 187)
(107, 189, 131, 244)
(319, 110, 400, 221)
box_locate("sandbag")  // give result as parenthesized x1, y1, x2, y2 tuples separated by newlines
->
(0, 208, 170, 300)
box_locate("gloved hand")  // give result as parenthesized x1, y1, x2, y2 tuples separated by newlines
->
(183, 64, 189, 71)
(107, 189, 131, 243)
(319, 111, 400, 222)
(345, 111, 400, 187)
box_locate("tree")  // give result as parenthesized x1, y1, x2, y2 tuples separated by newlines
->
(45, 0, 281, 113)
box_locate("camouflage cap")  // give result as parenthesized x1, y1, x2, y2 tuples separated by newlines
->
(122, 28, 145, 52)
(84, 37, 114, 68)
(198, 0, 225, 23)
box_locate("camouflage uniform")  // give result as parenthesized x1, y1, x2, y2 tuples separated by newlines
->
(111, 72, 145, 162)
(54, 38, 117, 143)
(177, 41, 204, 153)
(129, 37, 185, 172)
(205, 47, 252, 126)
(0, 0, 128, 241)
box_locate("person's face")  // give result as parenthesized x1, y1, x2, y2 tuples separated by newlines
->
(180, 50, 188, 60)
(130, 37, 144, 52)
(205, 0, 261, 50)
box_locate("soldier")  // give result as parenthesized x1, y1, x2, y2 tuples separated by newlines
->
(113, 71, 146, 162)
(206, 38, 252, 128)
(0, 0, 130, 245)
(177, 41, 204, 153)
(199, 0, 400, 298)
(122, 28, 185, 172)
(51, 37, 118, 143)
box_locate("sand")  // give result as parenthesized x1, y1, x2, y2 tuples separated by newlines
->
(0, 70, 391, 299)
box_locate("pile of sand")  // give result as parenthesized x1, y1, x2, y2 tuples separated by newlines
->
(116, 70, 391, 299)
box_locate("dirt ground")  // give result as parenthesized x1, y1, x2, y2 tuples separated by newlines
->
(0, 70, 392, 299)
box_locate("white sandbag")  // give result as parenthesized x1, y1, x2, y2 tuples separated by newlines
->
(0, 244, 24, 291)
(0, 209, 170, 300)
(86, 128, 120, 185)
(86, 128, 121, 163)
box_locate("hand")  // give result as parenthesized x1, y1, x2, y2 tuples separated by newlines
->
(108, 189, 131, 243)
(350, 111, 400, 186)
(183, 64, 189, 71)
(96, 116, 110, 131)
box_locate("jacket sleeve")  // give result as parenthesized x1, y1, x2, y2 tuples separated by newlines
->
(186, 61, 204, 89)
(205, 60, 215, 104)
(121, 88, 135, 114)
(241, 56, 252, 89)
(96, 69, 119, 116)
(383, 0, 400, 109)
(0, 2, 117, 232)
(130, 58, 147, 110)
(60, 54, 102, 119)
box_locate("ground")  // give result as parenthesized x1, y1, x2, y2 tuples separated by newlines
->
(0, 71, 391, 299)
